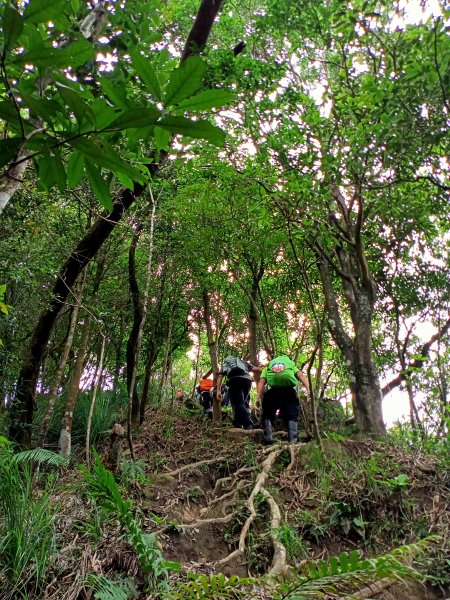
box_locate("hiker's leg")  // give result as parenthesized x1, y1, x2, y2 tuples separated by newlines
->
(261, 388, 278, 443)
(228, 378, 253, 428)
(201, 391, 213, 418)
(283, 388, 300, 442)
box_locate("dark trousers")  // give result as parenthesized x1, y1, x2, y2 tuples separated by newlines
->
(200, 391, 212, 413)
(227, 377, 253, 428)
(261, 386, 299, 423)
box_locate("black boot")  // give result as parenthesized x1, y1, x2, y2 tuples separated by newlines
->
(288, 420, 298, 443)
(263, 419, 274, 444)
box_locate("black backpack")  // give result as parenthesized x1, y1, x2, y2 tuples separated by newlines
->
(222, 356, 249, 378)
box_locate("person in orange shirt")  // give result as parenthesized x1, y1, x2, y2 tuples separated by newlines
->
(199, 375, 214, 419)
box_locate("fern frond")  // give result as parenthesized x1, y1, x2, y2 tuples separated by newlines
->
(84, 574, 138, 600)
(14, 448, 68, 467)
(271, 539, 439, 599)
(171, 573, 256, 599)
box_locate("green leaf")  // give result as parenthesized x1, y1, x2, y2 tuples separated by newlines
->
(154, 125, 171, 150)
(130, 49, 162, 101)
(71, 0, 80, 13)
(0, 100, 20, 125)
(106, 107, 160, 130)
(66, 151, 84, 188)
(12, 39, 93, 68)
(57, 84, 93, 126)
(85, 162, 113, 213)
(176, 89, 234, 112)
(157, 116, 225, 147)
(38, 153, 66, 192)
(24, 0, 67, 24)
(19, 92, 61, 121)
(68, 137, 143, 183)
(2, 4, 24, 52)
(0, 138, 22, 169)
(100, 77, 130, 110)
(163, 55, 206, 107)
(64, 40, 94, 68)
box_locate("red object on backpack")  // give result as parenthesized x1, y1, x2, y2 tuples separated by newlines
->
(199, 378, 213, 392)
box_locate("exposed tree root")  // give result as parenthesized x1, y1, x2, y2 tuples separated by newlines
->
(214, 465, 257, 492)
(284, 444, 297, 475)
(216, 447, 284, 570)
(202, 480, 249, 515)
(338, 576, 395, 598)
(259, 487, 288, 575)
(154, 512, 235, 536)
(162, 456, 227, 478)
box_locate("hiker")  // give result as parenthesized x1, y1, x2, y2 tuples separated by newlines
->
(257, 355, 309, 444)
(198, 375, 214, 419)
(216, 356, 262, 429)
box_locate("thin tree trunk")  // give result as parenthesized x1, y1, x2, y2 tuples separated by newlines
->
(159, 317, 173, 403)
(191, 323, 202, 398)
(126, 227, 144, 423)
(58, 315, 92, 457)
(126, 194, 157, 458)
(36, 274, 86, 448)
(202, 289, 220, 421)
(86, 334, 106, 465)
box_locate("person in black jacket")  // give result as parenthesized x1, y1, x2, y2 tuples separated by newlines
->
(216, 356, 261, 429)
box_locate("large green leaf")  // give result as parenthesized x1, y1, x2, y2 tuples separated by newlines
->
(0, 138, 22, 169)
(68, 137, 144, 183)
(12, 39, 93, 69)
(105, 107, 160, 130)
(176, 89, 234, 112)
(23, 0, 67, 24)
(0, 100, 28, 131)
(130, 50, 162, 101)
(57, 84, 94, 126)
(163, 55, 206, 108)
(64, 40, 94, 68)
(100, 77, 130, 110)
(38, 153, 66, 193)
(157, 116, 225, 147)
(2, 4, 24, 52)
(85, 162, 113, 213)
(19, 92, 61, 121)
(66, 150, 84, 188)
(154, 125, 171, 150)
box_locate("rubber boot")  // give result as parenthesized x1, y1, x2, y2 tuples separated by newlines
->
(288, 420, 298, 443)
(263, 419, 274, 444)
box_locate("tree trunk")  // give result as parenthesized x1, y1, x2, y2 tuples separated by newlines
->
(58, 315, 92, 457)
(126, 228, 144, 423)
(36, 274, 86, 448)
(8, 0, 225, 447)
(202, 289, 220, 421)
(86, 334, 106, 465)
(159, 317, 173, 403)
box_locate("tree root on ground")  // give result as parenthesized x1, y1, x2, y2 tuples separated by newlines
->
(153, 512, 236, 536)
(214, 465, 257, 493)
(216, 447, 284, 570)
(161, 456, 227, 478)
(259, 487, 289, 575)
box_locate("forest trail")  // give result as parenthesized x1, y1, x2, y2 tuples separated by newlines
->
(82, 407, 450, 600)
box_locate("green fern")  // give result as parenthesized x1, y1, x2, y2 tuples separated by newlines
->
(14, 448, 68, 467)
(81, 451, 180, 593)
(84, 574, 138, 600)
(171, 572, 256, 599)
(272, 538, 439, 599)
